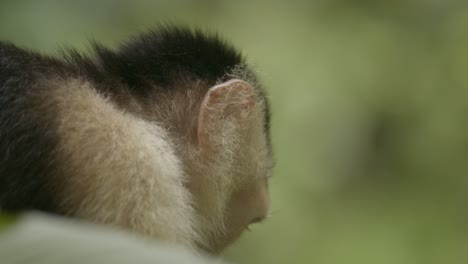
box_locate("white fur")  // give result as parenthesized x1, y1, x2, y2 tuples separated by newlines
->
(50, 79, 199, 249)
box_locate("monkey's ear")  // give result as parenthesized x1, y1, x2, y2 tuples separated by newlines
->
(197, 79, 257, 152)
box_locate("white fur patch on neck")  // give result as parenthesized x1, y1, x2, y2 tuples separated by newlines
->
(48, 79, 200, 250)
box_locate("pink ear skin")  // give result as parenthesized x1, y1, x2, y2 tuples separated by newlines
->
(197, 79, 257, 154)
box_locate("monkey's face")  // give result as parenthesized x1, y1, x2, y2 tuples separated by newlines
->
(188, 79, 272, 254)
(212, 174, 270, 254)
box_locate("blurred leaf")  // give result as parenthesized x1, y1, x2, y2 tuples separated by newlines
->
(0, 214, 17, 232)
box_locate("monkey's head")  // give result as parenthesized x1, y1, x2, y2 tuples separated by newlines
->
(154, 75, 273, 254)
(186, 78, 273, 254)
(116, 29, 274, 253)
(66, 27, 274, 254)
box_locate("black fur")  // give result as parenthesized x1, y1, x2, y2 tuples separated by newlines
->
(60, 27, 245, 93)
(0, 43, 64, 212)
(0, 26, 271, 212)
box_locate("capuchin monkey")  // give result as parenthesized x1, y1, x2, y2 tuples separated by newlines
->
(0, 26, 273, 254)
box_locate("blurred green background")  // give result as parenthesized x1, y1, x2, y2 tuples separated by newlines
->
(1, 0, 468, 263)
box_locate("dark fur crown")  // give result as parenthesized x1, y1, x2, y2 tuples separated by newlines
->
(63, 26, 246, 90)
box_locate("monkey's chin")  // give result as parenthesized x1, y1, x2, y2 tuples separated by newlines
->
(195, 242, 220, 256)
(195, 240, 231, 256)
(195, 231, 245, 256)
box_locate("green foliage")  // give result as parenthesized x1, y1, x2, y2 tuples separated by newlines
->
(0, 215, 17, 232)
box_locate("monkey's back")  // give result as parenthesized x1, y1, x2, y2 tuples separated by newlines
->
(0, 42, 197, 243)
(0, 42, 66, 212)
